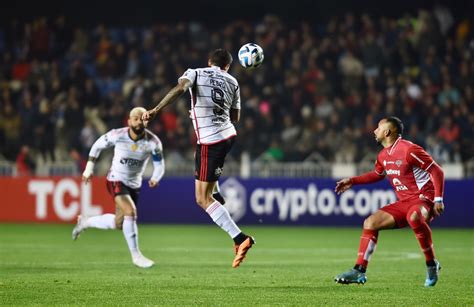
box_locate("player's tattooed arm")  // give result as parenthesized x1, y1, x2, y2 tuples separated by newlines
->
(144, 79, 191, 121)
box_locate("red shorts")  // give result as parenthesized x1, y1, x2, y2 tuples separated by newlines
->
(380, 197, 434, 228)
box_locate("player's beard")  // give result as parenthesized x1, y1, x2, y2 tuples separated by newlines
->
(131, 125, 145, 135)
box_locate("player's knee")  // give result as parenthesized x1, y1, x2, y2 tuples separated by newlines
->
(408, 210, 420, 223)
(407, 208, 427, 227)
(363, 216, 378, 230)
(195, 192, 212, 208)
(121, 208, 136, 219)
(195, 194, 205, 207)
(115, 220, 124, 229)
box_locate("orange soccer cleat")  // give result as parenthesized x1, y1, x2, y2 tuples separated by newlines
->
(232, 236, 255, 268)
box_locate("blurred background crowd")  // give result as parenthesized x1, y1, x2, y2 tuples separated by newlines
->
(0, 6, 473, 175)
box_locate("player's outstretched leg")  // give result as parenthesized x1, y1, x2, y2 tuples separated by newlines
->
(197, 180, 255, 268)
(334, 228, 376, 285)
(205, 201, 255, 268)
(72, 213, 116, 240)
(407, 206, 440, 287)
(335, 210, 395, 285)
(122, 215, 154, 269)
(115, 195, 154, 268)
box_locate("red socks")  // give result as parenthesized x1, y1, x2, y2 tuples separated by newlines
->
(355, 229, 379, 269)
(407, 208, 435, 263)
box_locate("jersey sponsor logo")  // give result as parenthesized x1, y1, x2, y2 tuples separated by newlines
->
(120, 158, 144, 167)
(392, 178, 408, 191)
(210, 78, 225, 89)
(386, 169, 400, 176)
(383, 160, 395, 166)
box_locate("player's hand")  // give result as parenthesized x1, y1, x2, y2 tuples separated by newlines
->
(433, 201, 445, 217)
(148, 179, 159, 188)
(142, 109, 157, 123)
(335, 178, 352, 194)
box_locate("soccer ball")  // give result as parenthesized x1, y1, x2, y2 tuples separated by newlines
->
(238, 43, 264, 68)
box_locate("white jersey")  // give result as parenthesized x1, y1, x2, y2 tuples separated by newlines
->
(179, 65, 240, 145)
(89, 127, 164, 189)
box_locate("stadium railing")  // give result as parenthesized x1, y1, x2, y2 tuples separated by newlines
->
(0, 161, 17, 176)
(0, 160, 468, 178)
(36, 162, 79, 177)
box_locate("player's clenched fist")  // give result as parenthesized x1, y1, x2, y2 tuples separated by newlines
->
(82, 161, 95, 184)
(142, 109, 157, 123)
(148, 179, 159, 188)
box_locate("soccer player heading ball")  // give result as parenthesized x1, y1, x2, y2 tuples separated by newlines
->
(143, 49, 255, 268)
(334, 117, 445, 287)
(73, 107, 165, 268)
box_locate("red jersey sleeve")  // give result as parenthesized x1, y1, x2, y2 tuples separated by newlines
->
(406, 144, 434, 171)
(351, 158, 385, 185)
(406, 144, 444, 199)
(374, 157, 385, 175)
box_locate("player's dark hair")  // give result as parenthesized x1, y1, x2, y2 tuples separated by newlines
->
(385, 116, 404, 136)
(209, 49, 233, 69)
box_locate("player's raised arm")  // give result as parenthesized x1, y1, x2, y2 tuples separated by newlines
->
(335, 160, 385, 194)
(148, 140, 165, 188)
(82, 130, 117, 184)
(143, 78, 192, 123)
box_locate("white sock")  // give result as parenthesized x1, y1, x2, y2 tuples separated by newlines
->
(206, 201, 241, 239)
(122, 216, 140, 257)
(84, 214, 116, 229)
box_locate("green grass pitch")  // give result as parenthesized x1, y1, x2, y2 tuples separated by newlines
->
(1, 224, 473, 306)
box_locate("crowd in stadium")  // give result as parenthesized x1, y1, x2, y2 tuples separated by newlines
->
(0, 9, 473, 174)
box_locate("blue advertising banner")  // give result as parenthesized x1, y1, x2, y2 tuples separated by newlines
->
(137, 178, 473, 227)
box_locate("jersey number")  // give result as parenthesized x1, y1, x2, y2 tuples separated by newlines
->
(211, 88, 225, 116)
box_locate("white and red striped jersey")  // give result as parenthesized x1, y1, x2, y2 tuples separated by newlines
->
(375, 137, 436, 201)
(89, 128, 164, 189)
(179, 65, 240, 145)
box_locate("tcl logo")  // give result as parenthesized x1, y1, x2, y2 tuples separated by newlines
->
(28, 179, 103, 221)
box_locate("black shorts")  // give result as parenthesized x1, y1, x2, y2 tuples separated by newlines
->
(106, 180, 140, 204)
(195, 137, 235, 182)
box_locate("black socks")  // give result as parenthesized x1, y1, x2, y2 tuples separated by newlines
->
(233, 232, 247, 245)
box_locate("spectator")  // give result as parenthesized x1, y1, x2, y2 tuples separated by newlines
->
(16, 146, 36, 176)
(0, 12, 472, 168)
(0, 103, 21, 160)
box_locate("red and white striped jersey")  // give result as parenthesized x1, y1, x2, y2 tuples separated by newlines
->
(89, 128, 163, 189)
(375, 138, 436, 201)
(179, 66, 240, 145)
